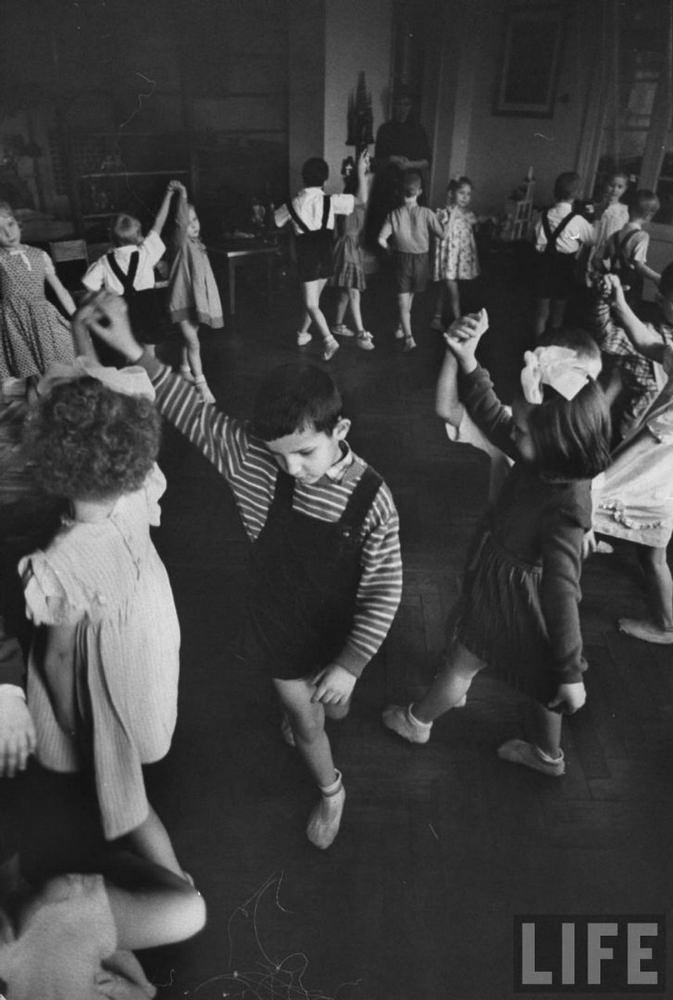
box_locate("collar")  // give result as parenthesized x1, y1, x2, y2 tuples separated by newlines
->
(113, 243, 141, 255)
(554, 201, 574, 212)
(324, 440, 354, 481)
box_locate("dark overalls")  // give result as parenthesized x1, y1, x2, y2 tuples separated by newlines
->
(610, 229, 643, 305)
(241, 465, 382, 680)
(287, 195, 335, 283)
(106, 252, 166, 344)
(536, 211, 578, 300)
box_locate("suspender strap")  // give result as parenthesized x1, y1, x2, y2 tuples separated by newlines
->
(338, 465, 383, 539)
(106, 251, 140, 294)
(542, 211, 577, 253)
(320, 195, 331, 231)
(618, 229, 639, 256)
(286, 201, 311, 235)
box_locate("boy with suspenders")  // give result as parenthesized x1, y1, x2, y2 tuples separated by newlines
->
(533, 172, 594, 338)
(274, 158, 354, 361)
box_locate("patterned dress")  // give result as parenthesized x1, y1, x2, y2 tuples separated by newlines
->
(330, 203, 366, 291)
(432, 206, 480, 281)
(19, 464, 180, 840)
(0, 245, 74, 379)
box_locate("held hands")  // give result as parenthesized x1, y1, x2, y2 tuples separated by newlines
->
(74, 292, 143, 361)
(548, 681, 586, 715)
(167, 179, 186, 195)
(311, 664, 357, 705)
(598, 273, 627, 309)
(0, 691, 36, 778)
(443, 308, 489, 372)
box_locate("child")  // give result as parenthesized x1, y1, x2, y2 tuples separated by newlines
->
(0, 203, 77, 380)
(274, 157, 355, 361)
(82, 180, 179, 348)
(330, 149, 375, 351)
(602, 189, 661, 308)
(591, 271, 673, 644)
(384, 311, 611, 776)
(377, 169, 448, 352)
(83, 291, 403, 850)
(592, 261, 673, 439)
(18, 359, 185, 877)
(533, 171, 595, 337)
(167, 181, 223, 403)
(430, 176, 480, 331)
(0, 851, 205, 998)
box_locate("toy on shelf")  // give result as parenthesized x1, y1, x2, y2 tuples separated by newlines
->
(501, 166, 535, 241)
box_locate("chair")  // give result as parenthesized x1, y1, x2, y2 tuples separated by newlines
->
(48, 239, 89, 296)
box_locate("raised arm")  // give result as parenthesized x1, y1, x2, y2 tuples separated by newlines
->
(602, 274, 667, 364)
(435, 346, 465, 427)
(356, 148, 371, 206)
(151, 180, 181, 237)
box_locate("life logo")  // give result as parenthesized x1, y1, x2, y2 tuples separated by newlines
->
(514, 915, 666, 993)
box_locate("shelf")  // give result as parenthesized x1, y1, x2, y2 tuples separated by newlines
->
(79, 170, 189, 179)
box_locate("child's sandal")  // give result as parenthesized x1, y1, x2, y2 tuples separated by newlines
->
(355, 330, 375, 351)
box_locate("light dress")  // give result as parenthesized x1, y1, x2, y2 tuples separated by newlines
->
(19, 463, 180, 840)
(432, 205, 480, 281)
(0, 873, 156, 999)
(592, 376, 673, 548)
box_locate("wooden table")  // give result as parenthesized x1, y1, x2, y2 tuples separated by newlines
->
(210, 240, 279, 316)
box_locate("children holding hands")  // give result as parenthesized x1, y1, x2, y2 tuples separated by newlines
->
(81, 290, 402, 851)
(384, 308, 611, 777)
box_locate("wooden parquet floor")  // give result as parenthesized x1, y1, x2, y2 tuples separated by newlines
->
(17, 250, 673, 999)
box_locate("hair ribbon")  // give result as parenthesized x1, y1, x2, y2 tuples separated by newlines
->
(520, 346, 590, 405)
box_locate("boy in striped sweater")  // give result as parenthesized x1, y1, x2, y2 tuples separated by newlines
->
(82, 293, 402, 850)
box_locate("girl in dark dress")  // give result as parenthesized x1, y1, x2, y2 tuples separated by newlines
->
(384, 311, 611, 777)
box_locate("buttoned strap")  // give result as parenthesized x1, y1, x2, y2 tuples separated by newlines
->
(106, 250, 140, 294)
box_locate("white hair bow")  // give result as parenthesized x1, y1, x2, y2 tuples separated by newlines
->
(37, 355, 155, 401)
(520, 346, 590, 405)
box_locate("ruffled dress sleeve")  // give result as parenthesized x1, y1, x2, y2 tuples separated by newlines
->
(142, 463, 167, 527)
(18, 550, 89, 626)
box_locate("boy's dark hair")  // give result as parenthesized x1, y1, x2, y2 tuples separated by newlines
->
(252, 363, 343, 441)
(110, 213, 142, 246)
(629, 189, 660, 220)
(403, 170, 422, 197)
(26, 377, 160, 500)
(301, 158, 329, 188)
(659, 261, 673, 299)
(529, 379, 611, 480)
(553, 171, 581, 202)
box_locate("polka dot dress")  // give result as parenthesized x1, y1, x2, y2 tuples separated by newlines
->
(0, 245, 75, 379)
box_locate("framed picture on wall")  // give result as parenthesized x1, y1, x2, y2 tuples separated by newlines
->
(493, 5, 564, 117)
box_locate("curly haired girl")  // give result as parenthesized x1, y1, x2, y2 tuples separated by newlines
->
(18, 359, 186, 879)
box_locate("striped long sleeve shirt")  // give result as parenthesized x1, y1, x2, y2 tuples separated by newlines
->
(149, 363, 403, 677)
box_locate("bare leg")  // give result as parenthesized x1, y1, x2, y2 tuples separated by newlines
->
(347, 288, 365, 331)
(413, 640, 485, 722)
(524, 700, 563, 757)
(273, 676, 345, 848)
(382, 640, 484, 743)
(431, 283, 446, 327)
(334, 289, 349, 327)
(534, 298, 550, 338)
(304, 278, 332, 345)
(446, 279, 461, 322)
(619, 545, 673, 642)
(126, 803, 184, 878)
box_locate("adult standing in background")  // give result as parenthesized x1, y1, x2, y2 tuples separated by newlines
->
(364, 85, 432, 250)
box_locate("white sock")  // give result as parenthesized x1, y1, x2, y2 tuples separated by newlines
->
(535, 745, 564, 763)
(319, 768, 343, 797)
(407, 706, 433, 729)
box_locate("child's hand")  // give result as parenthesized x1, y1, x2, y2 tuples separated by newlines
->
(0, 689, 36, 778)
(444, 309, 489, 371)
(310, 664, 356, 705)
(600, 273, 627, 309)
(167, 179, 183, 194)
(75, 292, 143, 361)
(548, 681, 586, 715)
(357, 147, 370, 172)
